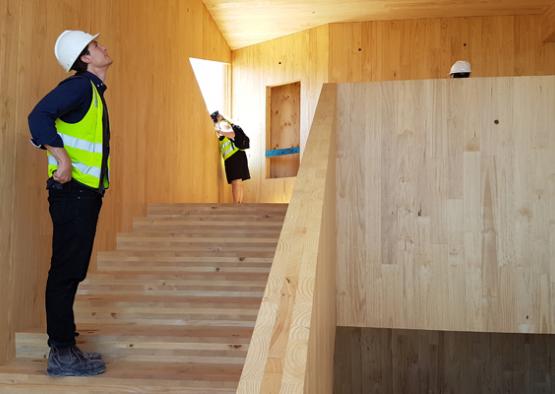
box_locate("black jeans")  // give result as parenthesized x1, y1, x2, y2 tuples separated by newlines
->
(46, 180, 103, 348)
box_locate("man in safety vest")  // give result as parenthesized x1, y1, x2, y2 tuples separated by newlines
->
(28, 30, 112, 377)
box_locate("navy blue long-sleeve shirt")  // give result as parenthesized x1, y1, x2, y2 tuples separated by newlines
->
(28, 71, 111, 188)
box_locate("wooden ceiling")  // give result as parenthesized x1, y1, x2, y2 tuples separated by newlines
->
(202, 0, 554, 49)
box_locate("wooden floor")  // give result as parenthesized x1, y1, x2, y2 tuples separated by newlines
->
(0, 203, 287, 393)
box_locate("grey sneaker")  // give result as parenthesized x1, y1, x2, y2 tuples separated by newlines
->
(83, 351, 103, 360)
(47, 346, 106, 377)
(74, 331, 103, 360)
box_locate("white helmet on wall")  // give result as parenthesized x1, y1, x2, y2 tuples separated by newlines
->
(54, 30, 99, 72)
(449, 60, 472, 75)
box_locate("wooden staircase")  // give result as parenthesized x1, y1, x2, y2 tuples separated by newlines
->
(0, 203, 287, 393)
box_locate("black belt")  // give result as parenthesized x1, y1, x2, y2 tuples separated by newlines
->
(46, 178, 104, 196)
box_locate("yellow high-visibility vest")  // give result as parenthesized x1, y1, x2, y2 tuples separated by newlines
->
(48, 81, 109, 189)
(219, 136, 239, 160)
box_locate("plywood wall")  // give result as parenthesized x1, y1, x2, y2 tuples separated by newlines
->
(232, 14, 555, 204)
(542, 3, 555, 42)
(335, 76, 555, 333)
(334, 327, 555, 394)
(0, 0, 86, 364)
(0, 0, 17, 364)
(231, 25, 329, 202)
(329, 15, 555, 82)
(94, 0, 230, 256)
(0, 0, 229, 364)
(267, 81, 301, 179)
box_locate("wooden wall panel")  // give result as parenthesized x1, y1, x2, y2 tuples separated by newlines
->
(334, 327, 555, 394)
(231, 25, 329, 203)
(0, 0, 91, 364)
(329, 15, 555, 82)
(234, 14, 555, 206)
(94, 0, 230, 259)
(543, 3, 555, 42)
(0, 0, 229, 364)
(0, 0, 17, 364)
(335, 76, 555, 333)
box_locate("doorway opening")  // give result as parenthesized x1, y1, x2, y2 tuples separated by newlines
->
(266, 81, 301, 179)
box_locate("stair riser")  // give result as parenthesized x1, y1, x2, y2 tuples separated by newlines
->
(130, 230, 282, 238)
(109, 247, 278, 256)
(78, 288, 265, 298)
(97, 252, 274, 261)
(75, 307, 259, 316)
(74, 316, 256, 327)
(117, 236, 278, 243)
(145, 213, 285, 220)
(95, 265, 271, 273)
(96, 258, 273, 265)
(75, 297, 262, 307)
(83, 272, 269, 281)
(79, 281, 266, 290)
(135, 218, 284, 227)
(95, 260, 271, 268)
(147, 204, 286, 212)
(115, 244, 277, 252)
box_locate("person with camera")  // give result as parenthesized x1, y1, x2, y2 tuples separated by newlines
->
(210, 111, 250, 204)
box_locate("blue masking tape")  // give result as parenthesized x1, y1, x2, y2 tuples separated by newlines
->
(265, 146, 300, 158)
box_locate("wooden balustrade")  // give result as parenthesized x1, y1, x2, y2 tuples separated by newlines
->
(237, 84, 337, 393)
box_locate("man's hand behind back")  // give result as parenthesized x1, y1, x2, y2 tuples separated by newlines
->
(45, 145, 72, 183)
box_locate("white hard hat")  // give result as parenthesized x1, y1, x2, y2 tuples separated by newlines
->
(54, 30, 99, 72)
(450, 60, 472, 75)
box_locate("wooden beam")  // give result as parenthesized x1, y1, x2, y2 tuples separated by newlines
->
(543, 3, 555, 42)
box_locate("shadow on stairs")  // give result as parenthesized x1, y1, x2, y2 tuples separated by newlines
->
(0, 203, 288, 393)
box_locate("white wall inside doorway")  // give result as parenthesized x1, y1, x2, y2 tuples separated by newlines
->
(189, 57, 231, 117)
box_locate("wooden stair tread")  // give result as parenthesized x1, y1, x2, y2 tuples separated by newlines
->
(116, 245, 277, 252)
(144, 215, 285, 222)
(97, 251, 274, 259)
(75, 294, 262, 305)
(101, 250, 276, 257)
(97, 251, 274, 262)
(0, 359, 240, 393)
(146, 204, 287, 215)
(77, 288, 264, 298)
(117, 233, 279, 242)
(80, 275, 267, 282)
(95, 265, 271, 274)
(19, 324, 254, 339)
(148, 202, 289, 209)
(81, 271, 269, 282)
(73, 319, 256, 328)
(134, 217, 284, 226)
(128, 229, 282, 237)
(16, 330, 250, 365)
(147, 202, 287, 208)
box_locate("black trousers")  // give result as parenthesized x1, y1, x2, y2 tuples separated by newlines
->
(46, 180, 103, 347)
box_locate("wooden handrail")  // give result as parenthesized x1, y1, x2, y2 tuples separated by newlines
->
(237, 84, 337, 393)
